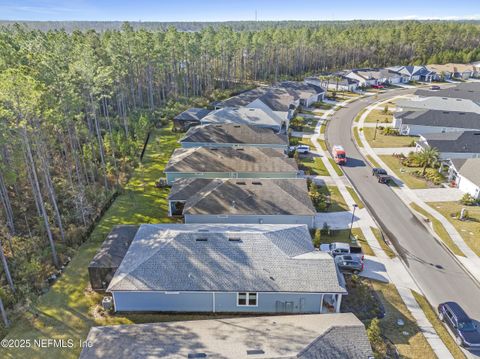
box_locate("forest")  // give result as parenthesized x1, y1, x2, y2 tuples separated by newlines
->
(1, 20, 480, 325)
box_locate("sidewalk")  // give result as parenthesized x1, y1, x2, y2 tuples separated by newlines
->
(355, 96, 480, 285)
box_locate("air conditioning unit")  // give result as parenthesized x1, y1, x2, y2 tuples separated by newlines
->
(102, 296, 113, 311)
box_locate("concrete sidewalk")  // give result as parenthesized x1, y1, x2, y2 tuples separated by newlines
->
(413, 188, 464, 202)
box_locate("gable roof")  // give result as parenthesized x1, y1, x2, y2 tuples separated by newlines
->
(107, 223, 346, 293)
(173, 107, 212, 122)
(419, 131, 480, 153)
(451, 158, 480, 187)
(426, 63, 476, 74)
(278, 81, 325, 96)
(216, 87, 270, 108)
(396, 97, 480, 113)
(80, 313, 373, 359)
(415, 82, 480, 104)
(395, 109, 480, 129)
(200, 107, 281, 128)
(257, 86, 298, 112)
(164, 147, 298, 173)
(392, 65, 432, 77)
(180, 124, 288, 146)
(169, 178, 316, 216)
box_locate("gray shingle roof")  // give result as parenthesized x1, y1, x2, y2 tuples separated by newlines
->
(258, 87, 297, 111)
(164, 147, 298, 173)
(173, 108, 212, 122)
(200, 107, 282, 128)
(396, 97, 480, 113)
(216, 87, 270, 107)
(451, 158, 480, 187)
(415, 82, 480, 104)
(108, 224, 345, 293)
(80, 313, 372, 359)
(395, 109, 480, 129)
(169, 178, 316, 216)
(278, 81, 325, 96)
(419, 131, 480, 153)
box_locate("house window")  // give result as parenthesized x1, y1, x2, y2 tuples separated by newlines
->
(237, 292, 257, 306)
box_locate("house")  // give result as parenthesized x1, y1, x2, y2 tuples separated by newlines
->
(473, 61, 480, 75)
(168, 178, 316, 228)
(200, 107, 283, 133)
(344, 69, 380, 87)
(277, 80, 326, 106)
(172, 107, 212, 131)
(80, 313, 373, 359)
(164, 147, 298, 184)
(389, 65, 435, 82)
(106, 223, 347, 313)
(312, 75, 359, 92)
(415, 82, 480, 104)
(215, 87, 270, 108)
(416, 131, 480, 159)
(448, 158, 480, 199)
(426, 63, 476, 80)
(393, 109, 480, 135)
(179, 123, 288, 150)
(396, 97, 480, 113)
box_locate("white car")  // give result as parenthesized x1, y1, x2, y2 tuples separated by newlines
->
(290, 145, 309, 154)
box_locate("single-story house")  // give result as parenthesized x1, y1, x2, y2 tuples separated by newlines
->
(80, 313, 373, 359)
(389, 65, 435, 82)
(311, 75, 359, 92)
(277, 80, 326, 106)
(396, 97, 480, 113)
(179, 123, 288, 150)
(393, 109, 480, 135)
(88, 225, 139, 291)
(344, 69, 381, 87)
(164, 147, 298, 184)
(107, 223, 347, 313)
(426, 63, 476, 80)
(215, 87, 270, 108)
(448, 158, 480, 199)
(200, 107, 283, 133)
(416, 131, 480, 159)
(172, 107, 212, 131)
(168, 178, 316, 228)
(415, 82, 480, 105)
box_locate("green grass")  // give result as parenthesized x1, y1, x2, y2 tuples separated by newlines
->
(379, 155, 428, 189)
(354, 108, 367, 122)
(351, 228, 375, 256)
(320, 123, 326, 134)
(365, 155, 381, 169)
(299, 156, 329, 176)
(412, 291, 467, 359)
(364, 109, 393, 123)
(352, 127, 364, 148)
(328, 158, 344, 176)
(301, 118, 319, 133)
(410, 203, 465, 257)
(428, 202, 480, 257)
(345, 186, 364, 209)
(318, 228, 374, 256)
(364, 127, 417, 148)
(371, 227, 396, 258)
(319, 185, 349, 212)
(317, 138, 327, 151)
(0, 127, 186, 359)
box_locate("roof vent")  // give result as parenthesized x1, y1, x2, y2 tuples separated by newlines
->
(456, 98, 462, 101)
(236, 181, 246, 185)
(247, 349, 265, 355)
(188, 354, 207, 359)
(459, 112, 465, 115)
(235, 148, 245, 151)
(252, 181, 262, 185)
(234, 125, 241, 128)
(442, 111, 450, 114)
(195, 238, 208, 242)
(210, 148, 218, 151)
(228, 237, 242, 242)
(198, 229, 210, 232)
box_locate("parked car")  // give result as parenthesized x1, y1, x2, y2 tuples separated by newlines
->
(320, 242, 364, 261)
(430, 85, 441, 90)
(438, 302, 480, 348)
(332, 145, 347, 165)
(334, 255, 364, 274)
(371, 84, 384, 89)
(289, 145, 310, 154)
(372, 167, 391, 184)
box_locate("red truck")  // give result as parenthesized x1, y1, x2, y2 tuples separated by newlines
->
(332, 145, 347, 165)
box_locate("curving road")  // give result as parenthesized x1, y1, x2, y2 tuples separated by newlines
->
(326, 89, 480, 355)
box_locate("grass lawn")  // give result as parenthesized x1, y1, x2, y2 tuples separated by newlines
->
(299, 156, 329, 176)
(318, 228, 374, 256)
(319, 185, 349, 212)
(353, 127, 364, 148)
(412, 291, 467, 359)
(428, 202, 480, 257)
(320, 122, 326, 134)
(410, 203, 465, 257)
(346, 186, 364, 209)
(379, 155, 429, 189)
(0, 127, 190, 359)
(316, 138, 327, 151)
(328, 158, 344, 176)
(366, 155, 381, 169)
(364, 109, 393, 123)
(364, 128, 417, 148)
(370, 281, 437, 359)
(301, 118, 319, 133)
(371, 227, 396, 258)
(354, 108, 367, 122)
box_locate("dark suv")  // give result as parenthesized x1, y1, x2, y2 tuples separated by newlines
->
(438, 302, 480, 348)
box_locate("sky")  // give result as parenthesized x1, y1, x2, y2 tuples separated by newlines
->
(0, 0, 479, 22)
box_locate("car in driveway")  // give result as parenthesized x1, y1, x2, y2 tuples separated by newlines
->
(334, 255, 364, 274)
(320, 242, 364, 261)
(371, 84, 384, 89)
(438, 302, 480, 348)
(372, 167, 391, 184)
(430, 85, 441, 90)
(289, 144, 310, 154)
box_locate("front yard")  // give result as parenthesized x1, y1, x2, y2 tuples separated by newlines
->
(428, 201, 480, 257)
(364, 109, 393, 123)
(317, 228, 374, 256)
(379, 155, 430, 189)
(363, 128, 417, 148)
(318, 185, 349, 212)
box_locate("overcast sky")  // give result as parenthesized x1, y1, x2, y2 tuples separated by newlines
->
(0, 0, 479, 22)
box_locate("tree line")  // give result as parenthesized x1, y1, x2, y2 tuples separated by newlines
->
(0, 20, 480, 326)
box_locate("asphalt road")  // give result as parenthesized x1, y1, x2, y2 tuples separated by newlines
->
(326, 89, 480, 355)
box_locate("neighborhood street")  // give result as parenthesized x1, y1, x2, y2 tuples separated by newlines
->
(326, 89, 480, 356)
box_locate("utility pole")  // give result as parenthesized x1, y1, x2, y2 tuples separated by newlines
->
(348, 204, 358, 240)
(373, 119, 379, 141)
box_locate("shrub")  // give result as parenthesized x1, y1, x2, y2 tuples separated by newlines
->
(289, 137, 299, 146)
(382, 127, 399, 136)
(460, 193, 478, 206)
(313, 229, 321, 247)
(321, 222, 331, 235)
(368, 318, 388, 359)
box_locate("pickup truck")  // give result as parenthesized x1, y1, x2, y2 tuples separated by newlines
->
(372, 167, 391, 184)
(320, 242, 364, 261)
